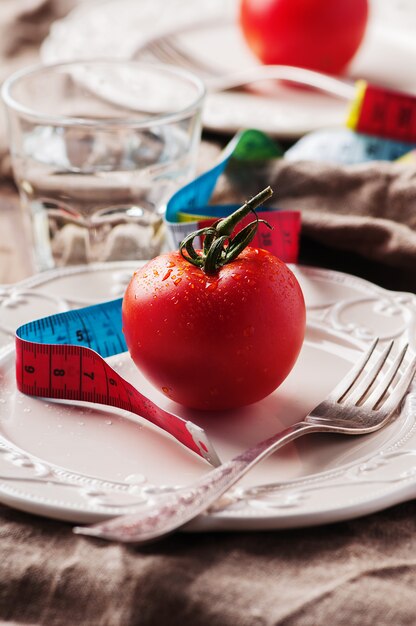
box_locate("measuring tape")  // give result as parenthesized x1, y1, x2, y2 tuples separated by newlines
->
(165, 129, 301, 263)
(14, 130, 301, 467)
(284, 127, 416, 165)
(347, 80, 416, 144)
(285, 80, 416, 163)
(15, 298, 220, 466)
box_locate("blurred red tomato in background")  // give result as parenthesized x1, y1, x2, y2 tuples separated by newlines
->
(240, 0, 369, 75)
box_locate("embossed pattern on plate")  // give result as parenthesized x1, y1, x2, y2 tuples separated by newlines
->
(0, 262, 415, 529)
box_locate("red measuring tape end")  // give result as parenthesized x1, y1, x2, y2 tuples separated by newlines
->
(15, 333, 220, 466)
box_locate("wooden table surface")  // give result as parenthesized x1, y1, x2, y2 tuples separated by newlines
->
(0, 183, 35, 284)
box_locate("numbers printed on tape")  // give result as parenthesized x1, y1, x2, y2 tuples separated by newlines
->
(347, 81, 416, 143)
(16, 300, 220, 466)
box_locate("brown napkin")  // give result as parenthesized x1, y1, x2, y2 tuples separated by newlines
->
(273, 159, 416, 270)
(2, 500, 416, 626)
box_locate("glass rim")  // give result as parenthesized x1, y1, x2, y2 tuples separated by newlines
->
(1, 58, 206, 128)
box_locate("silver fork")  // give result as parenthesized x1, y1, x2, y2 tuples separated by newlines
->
(74, 339, 416, 544)
(142, 35, 355, 99)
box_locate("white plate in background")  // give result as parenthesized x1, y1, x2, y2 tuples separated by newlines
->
(41, 0, 416, 138)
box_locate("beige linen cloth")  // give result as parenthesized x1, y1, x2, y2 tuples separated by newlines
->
(1, 2, 416, 626)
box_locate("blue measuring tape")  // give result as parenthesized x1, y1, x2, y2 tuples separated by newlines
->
(285, 127, 416, 165)
(165, 129, 300, 263)
(166, 128, 282, 222)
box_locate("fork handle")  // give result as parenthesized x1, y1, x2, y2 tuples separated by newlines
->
(74, 421, 321, 543)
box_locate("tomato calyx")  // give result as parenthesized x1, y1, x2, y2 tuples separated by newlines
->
(179, 186, 273, 274)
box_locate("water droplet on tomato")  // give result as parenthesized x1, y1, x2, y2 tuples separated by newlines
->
(167, 261, 175, 268)
(162, 269, 173, 281)
(173, 278, 182, 286)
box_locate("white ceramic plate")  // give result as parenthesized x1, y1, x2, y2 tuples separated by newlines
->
(40, 0, 416, 138)
(0, 262, 415, 530)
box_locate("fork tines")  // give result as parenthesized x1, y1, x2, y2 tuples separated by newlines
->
(335, 339, 416, 411)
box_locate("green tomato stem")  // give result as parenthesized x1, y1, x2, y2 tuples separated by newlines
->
(215, 186, 273, 237)
(179, 187, 273, 274)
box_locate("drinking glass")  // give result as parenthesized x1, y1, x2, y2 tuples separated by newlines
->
(2, 60, 205, 270)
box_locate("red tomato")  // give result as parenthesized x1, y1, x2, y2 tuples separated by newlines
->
(122, 247, 305, 411)
(240, 0, 369, 75)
